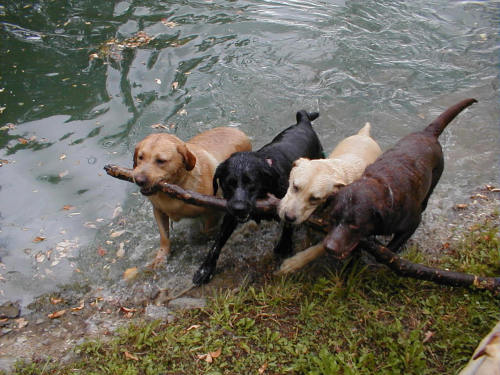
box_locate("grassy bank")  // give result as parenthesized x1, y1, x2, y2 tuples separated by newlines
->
(9, 216, 500, 374)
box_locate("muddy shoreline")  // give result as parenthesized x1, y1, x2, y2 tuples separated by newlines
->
(0, 185, 498, 371)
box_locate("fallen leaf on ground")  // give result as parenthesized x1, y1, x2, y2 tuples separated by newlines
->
(48, 310, 66, 319)
(454, 203, 468, 210)
(33, 236, 46, 243)
(62, 205, 75, 211)
(71, 300, 85, 311)
(423, 330, 435, 343)
(59, 154, 67, 160)
(172, 81, 179, 89)
(15, 318, 28, 329)
(187, 324, 201, 331)
(258, 362, 268, 374)
(50, 297, 63, 304)
(124, 351, 139, 361)
(210, 348, 222, 359)
(120, 306, 137, 313)
(17, 138, 28, 144)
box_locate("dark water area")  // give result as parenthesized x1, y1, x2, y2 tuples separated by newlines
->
(0, 0, 498, 308)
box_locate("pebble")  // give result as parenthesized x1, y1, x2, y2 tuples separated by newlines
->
(168, 297, 206, 311)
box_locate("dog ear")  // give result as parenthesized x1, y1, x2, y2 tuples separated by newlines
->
(212, 163, 226, 195)
(177, 143, 196, 171)
(133, 146, 139, 168)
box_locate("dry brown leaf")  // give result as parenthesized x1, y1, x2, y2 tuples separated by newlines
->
(33, 236, 46, 243)
(258, 362, 268, 374)
(116, 242, 125, 258)
(48, 310, 66, 319)
(50, 297, 63, 305)
(15, 318, 29, 329)
(120, 306, 137, 313)
(151, 123, 168, 129)
(124, 351, 139, 361)
(97, 247, 107, 256)
(423, 330, 435, 343)
(63, 205, 75, 211)
(454, 203, 468, 210)
(59, 154, 67, 160)
(210, 348, 222, 359)
(172, 81, 179, 90)
(71, 300, 85, 311)
(123, 267, 138, 281)
(110, 230, 125, 238)
(17, 138, 29, 144)
(186, 324, 201, 331)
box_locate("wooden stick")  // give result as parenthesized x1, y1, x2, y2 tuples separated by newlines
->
(359, 240, 500, 294)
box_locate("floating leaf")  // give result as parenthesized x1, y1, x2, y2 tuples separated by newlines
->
(172, 81, 179, 90)
(63, 205, 75, 211)
(110, 230, 125, 238)
(58, 170, 69, 178)
(33, 236, 46, 243)
(116, 242, 125, 258)
(151, 123, 168, 129)
(123, 267, 138, 281)
(35, 252, 46, 263)
(17, 138, 29, 144)
(59, 154, 67, 160)
(48, 310, 66, 319)
(97, 247, 107, 256)
(155, 78, 162, 85)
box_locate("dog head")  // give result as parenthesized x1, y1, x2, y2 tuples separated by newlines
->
(323, 184, 383, 259)
(213, 152, 274, 222)
(132, 133, 196, 196)
(279, 158, 346, 224)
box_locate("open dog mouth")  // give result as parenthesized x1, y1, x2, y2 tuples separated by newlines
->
(140, 187, 156, 196)
(235, 214, 251, 223)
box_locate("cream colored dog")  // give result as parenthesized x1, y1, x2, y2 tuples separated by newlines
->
(459, 321, 500, 375)
(276, 122, 381, 274)
(133, 128, 251, 267)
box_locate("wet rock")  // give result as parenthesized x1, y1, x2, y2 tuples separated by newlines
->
(168, 297, 206, 311)
(145, 305, 174, 322)
(0, 301, 20, 319)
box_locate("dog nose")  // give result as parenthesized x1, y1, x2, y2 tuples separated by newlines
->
(284, 212, 296, 223)
(134, 174, 147, 187)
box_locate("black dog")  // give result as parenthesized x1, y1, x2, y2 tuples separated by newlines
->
(193, 111, 324, 284)
(323, 98, 477, 259)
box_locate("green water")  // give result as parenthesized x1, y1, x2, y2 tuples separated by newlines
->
(0, 0, 498, 307)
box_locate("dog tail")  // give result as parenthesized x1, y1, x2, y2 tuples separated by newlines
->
(357, 122, 371, 136)
(424, 98, 477, 137)
(296, 110, 319, 124)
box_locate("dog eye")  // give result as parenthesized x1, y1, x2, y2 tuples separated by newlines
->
(156, 158, 167, 164)
(138, 155, 143, 160)
(309, 196, 320, 203)
(293, 184, 300, 193)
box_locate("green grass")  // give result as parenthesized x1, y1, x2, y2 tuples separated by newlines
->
(8, 218, 500, 375)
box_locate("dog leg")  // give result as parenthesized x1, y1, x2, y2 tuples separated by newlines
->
(193, 214, 238, 285)
(275, 242, 325, 275)
(149, 207, 170, 268)
(273, 223, 294, 257)
(387, 220, 420, 252)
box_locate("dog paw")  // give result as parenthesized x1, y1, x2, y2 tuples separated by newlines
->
(193, 265, 214, 285)
(148, 249, 169, 269)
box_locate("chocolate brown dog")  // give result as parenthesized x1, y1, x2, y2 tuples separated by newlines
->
(323, 98, 477, 258)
